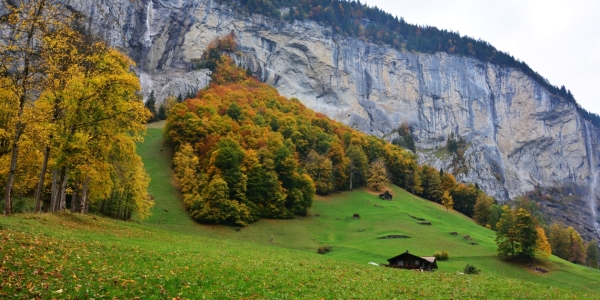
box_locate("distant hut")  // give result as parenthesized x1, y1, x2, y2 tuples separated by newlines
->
(379, 191, 392, 200)
(386, 250, 438, 271)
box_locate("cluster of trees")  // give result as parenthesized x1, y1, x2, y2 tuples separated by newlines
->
(144, 92, 191, 122)
(494, 206, 549, 260)
(0, 1, 153, 219)
(166, 36, 494, 225)
(215, 0, 600, 127)
(391, 123, 415, 153)
(547, 223, 599, 266)
(446, 133, 468, 174)
(483, 196, 599, 267)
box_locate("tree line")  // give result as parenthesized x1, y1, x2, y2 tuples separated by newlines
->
(473, 194, 599, 267)
(0, 1, 153, 219)
(165, 34, 493, 226)
(215, 0, 600, 128)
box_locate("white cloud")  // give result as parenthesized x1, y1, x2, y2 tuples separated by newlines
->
(362, 0, 600, 114)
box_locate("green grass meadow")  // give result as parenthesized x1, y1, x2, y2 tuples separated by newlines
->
(0, 124, 599, 298)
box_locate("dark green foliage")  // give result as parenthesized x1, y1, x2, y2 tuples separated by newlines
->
(464, 264, 480, 274)
(447, 133, 468, 173)
(317, 244, 333, 254)
(346, 145, 368, 189)
(145, 91, 157, 122)
(392, 124, 416, 152)
(214, 138, 247, 202)
(157, 104, 167, 120)
(450, 183, 478, 217)
(227, 102, 242, 121)
(587, 240, 599, 268)
(514, 209, 538, 259)
(420, 165, 442, 203)
(496, 206, 538, 260)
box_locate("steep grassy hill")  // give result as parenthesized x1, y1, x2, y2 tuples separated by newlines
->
(0, 125, 598, 298)
(135, 125, 600, 295)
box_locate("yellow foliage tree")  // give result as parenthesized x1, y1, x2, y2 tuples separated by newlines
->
(173, 143, 200, 197)
(367, 160, 388, 191)
(535, 227, 552, 259)
(441, 190, 454, 211)
(0, 0, 64, 215)
(473, 193, 494, 226)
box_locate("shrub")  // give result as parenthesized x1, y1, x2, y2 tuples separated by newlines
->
(434, 251, 449, 260)
(317, 245, 332, 254)
(464, 264, 480, 274)
(441, 251, 449, 260)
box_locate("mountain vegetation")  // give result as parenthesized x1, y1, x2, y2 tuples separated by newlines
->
(216, 0, 600, 127)
(165, 34, 495, 226)
(0, 1, 152, 219)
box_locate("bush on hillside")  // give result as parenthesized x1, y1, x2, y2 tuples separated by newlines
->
(434, 251, 449, 261)
(317, 245, 333, 254)
(464, 264, 480, 274)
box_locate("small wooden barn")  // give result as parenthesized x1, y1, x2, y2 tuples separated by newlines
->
(379, 191, 393, 200)
(386, 251, 438, 271)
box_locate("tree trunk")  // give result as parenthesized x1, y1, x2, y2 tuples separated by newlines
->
(50, 169, 59, 212)
(34, 144, 51, 212)
(3, 128, 20, 215)
(71, 175, 79, 213)
(59, 166, 68, 211)
(349, 167, 354, 190)
(79, 177, 89, 214)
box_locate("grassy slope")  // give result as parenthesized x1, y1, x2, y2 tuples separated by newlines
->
(0, 125, 598, 298)
(3, 214, 592, 299)
(138, 126, 600, 294)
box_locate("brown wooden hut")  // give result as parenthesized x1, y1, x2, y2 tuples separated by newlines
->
(379, 191, 393, 200)
(386, 250, 438, 271)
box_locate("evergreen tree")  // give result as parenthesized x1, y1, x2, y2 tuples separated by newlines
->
(586, 240, 600, 268)
(488, 204, 504, 230)
(145, 91, 157, 122)
(157, 104, 167, 120)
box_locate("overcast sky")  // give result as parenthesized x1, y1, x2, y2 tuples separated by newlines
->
(362, 0, 600, 115)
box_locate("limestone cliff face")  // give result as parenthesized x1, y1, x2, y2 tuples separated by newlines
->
(7, 0, 600, 239)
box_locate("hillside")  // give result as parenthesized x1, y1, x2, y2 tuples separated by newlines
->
(0, 124, 598, 298)
(3, 213, 596, 299)
(141, 125, 600, 294)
